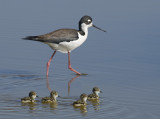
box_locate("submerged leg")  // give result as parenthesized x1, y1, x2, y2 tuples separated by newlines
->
(68, 52, 81, 75)
(46, 50, 56, 77)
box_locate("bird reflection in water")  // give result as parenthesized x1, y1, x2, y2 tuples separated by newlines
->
(46, 76, 52, 92)
(73, 105, 87, 113)
(68, 73, 88, 95)
(41, 102, 58, 110)
(68, 75, 80, 96)
(21, 102, 37, 111)
(45, 75, 80, 94)
(46, 74, 87, 94)
(88, 99, 100, 111)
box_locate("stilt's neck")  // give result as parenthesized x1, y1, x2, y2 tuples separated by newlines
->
(79, 23, 89, 36)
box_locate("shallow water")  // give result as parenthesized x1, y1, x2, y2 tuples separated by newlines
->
(0, 0, 160, 119)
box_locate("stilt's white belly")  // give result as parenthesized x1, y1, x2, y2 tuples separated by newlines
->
(46, 32, 88, 53)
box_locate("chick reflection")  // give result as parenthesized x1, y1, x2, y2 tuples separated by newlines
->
(89, 99, 100, 111)
(73, 106, 87, 113)
(41, 102, 57, 110)
(21, 102, 37, 111)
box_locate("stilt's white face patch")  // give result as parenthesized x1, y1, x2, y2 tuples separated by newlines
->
(88, 19, 91, 22)
(81, 22, 92, 32)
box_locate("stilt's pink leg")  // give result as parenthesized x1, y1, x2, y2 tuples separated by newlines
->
(68, 52, 81, 75)
(46, 50, 56, 77)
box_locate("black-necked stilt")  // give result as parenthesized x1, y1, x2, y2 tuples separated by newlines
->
(23, 15, 106, 76)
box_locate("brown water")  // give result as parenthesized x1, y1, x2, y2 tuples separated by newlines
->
(0, 0, 160, 119)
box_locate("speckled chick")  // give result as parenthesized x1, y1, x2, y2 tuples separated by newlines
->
(41, 90, 58, 103)
(21, 91, 37, 103)
(73, 93, 88, 107)
(88, 87, 101, 100)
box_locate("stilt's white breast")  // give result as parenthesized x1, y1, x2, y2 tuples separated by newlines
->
(59, 32, 88, 52)
(47, 32, 88, 53)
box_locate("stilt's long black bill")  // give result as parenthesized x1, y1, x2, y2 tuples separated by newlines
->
(93, 24, 106, 32)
